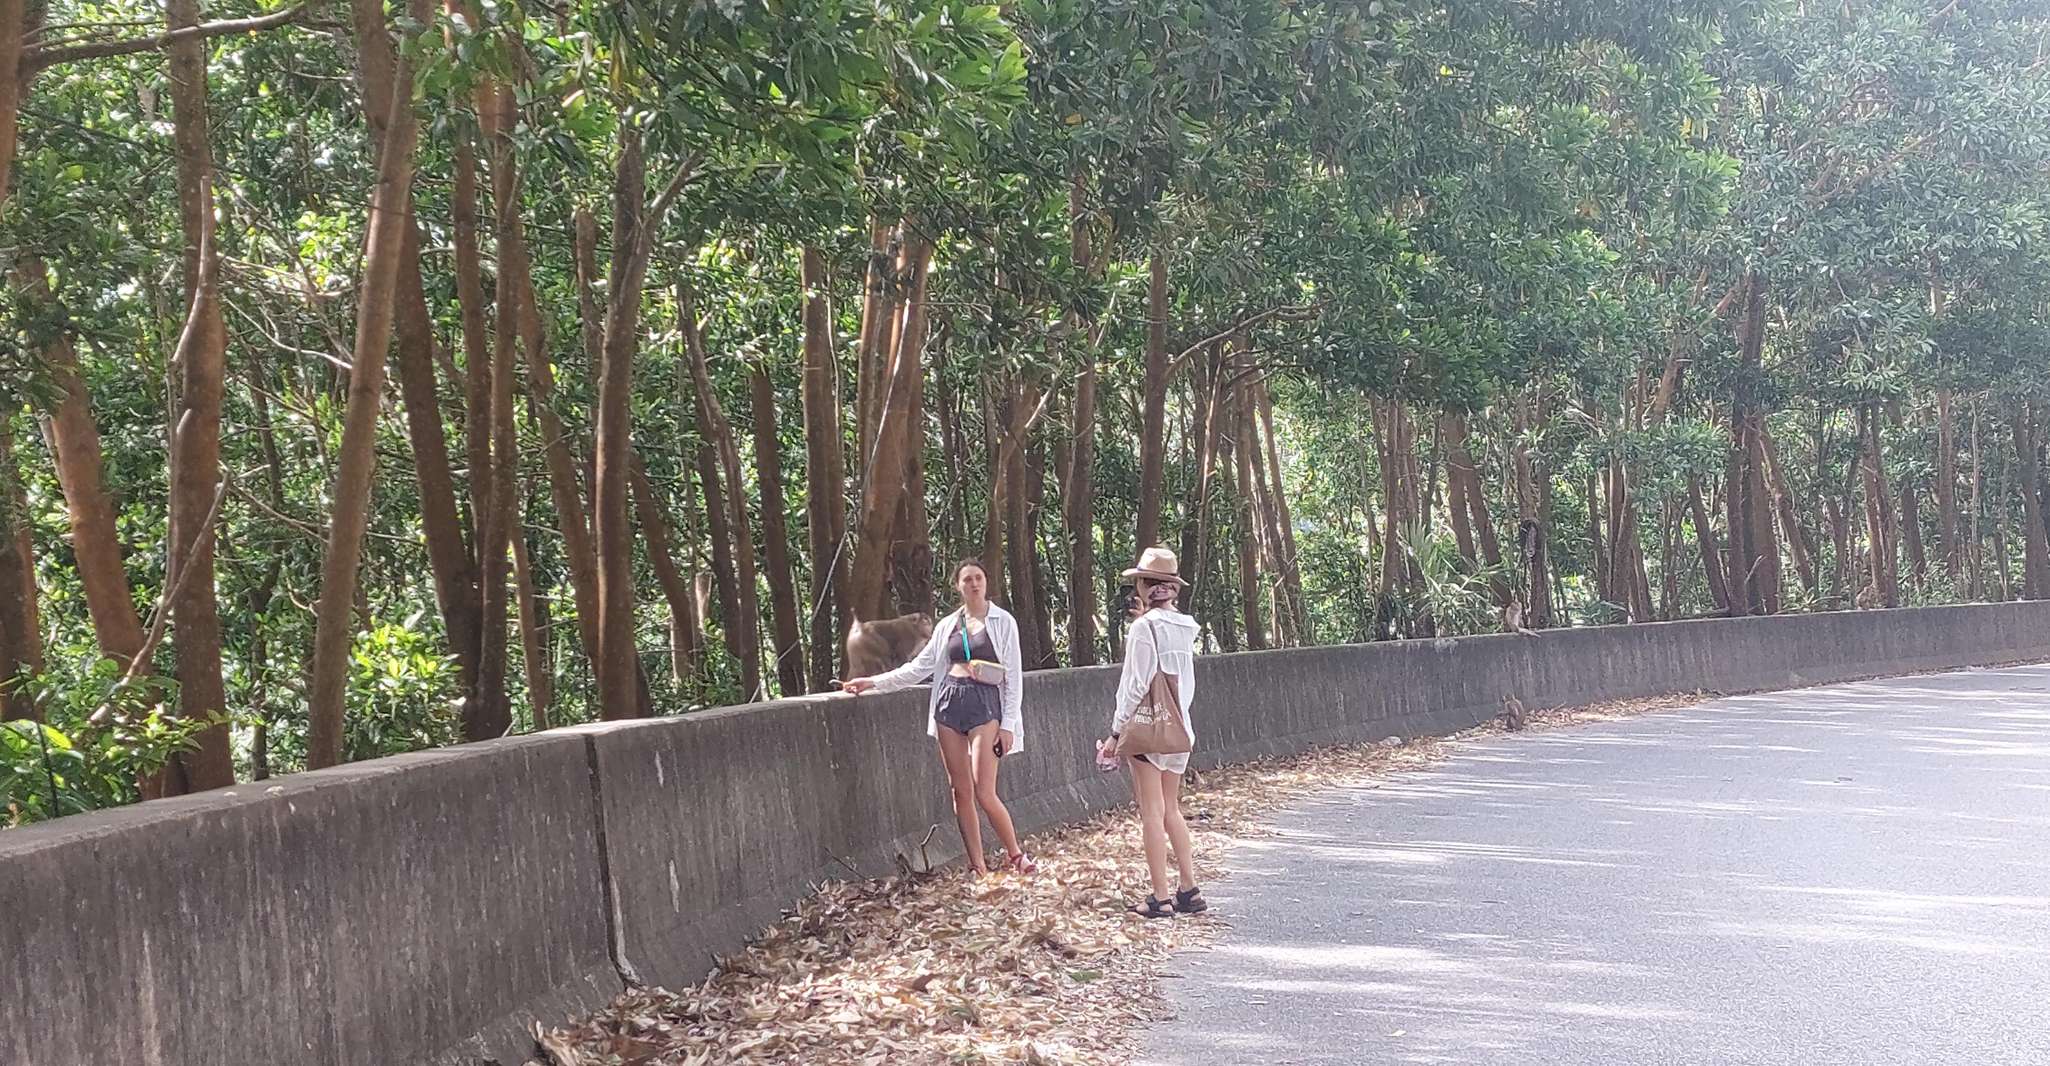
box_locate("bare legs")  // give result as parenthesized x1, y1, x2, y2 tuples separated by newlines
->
(935, 721, 1023, 874)
(1130, 758, 1199, 900)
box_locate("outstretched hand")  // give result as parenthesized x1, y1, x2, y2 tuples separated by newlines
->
(840, 677, 876, 695)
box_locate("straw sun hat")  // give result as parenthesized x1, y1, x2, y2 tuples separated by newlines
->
(1121, 545, 1188, 588)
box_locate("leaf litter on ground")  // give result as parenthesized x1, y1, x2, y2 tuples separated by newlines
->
(533, 692, 1707, 1066)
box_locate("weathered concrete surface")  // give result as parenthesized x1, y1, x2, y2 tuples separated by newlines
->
(4, 601, 2050, 1064)
(0, 735, 617, 1066)
(1140, 664, 2050, 1065)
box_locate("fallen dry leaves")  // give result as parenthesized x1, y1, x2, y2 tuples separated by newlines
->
(533, 692, 1706, 1066)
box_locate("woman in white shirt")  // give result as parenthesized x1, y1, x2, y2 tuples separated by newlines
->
(1098, 547, 1207, 918)
(843, 559, 1035, 877)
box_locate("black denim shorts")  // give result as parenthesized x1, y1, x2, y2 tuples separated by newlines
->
(933, 675, 1001, 735)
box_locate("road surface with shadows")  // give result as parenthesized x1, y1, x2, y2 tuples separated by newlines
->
(1139, 664, 2050, 1065)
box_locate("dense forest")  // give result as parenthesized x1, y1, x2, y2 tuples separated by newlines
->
(2, 0, 2047, 823)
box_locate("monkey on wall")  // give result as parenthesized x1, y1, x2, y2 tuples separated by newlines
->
(844, 614, 934, 680)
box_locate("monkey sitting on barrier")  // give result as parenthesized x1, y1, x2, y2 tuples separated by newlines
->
(844, 613, 935, 680)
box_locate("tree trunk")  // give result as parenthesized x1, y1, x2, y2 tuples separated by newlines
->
(510, 478, 553, 730)
(798, 246, 848, 689)
(163, 0, 234, 790)
(465, 84, 526, 742)
(1254, 378, 1308, 642)
(1445, 416, 1478, 568)
(855, 220, 897, 472)
(1062, 176, 1100, 667)
(1136, 249, 1169, 552)
(2014, 404, 2050, 599)
(680, 279, 765, 700)
(25, 265, 145, 667)
(1935, 389, 1961, 588)
(751, 364, 806, 696)
(848, 231, 933, 622)
(696, 440, 745, 671)
(1967, 408, 1985, 599)
(307, 0, 433, 769)
(590, 128, 648, 720)
(1229, 381, 1267, 649)
(1860, 405, 1900, 607)
(0, 425, 42, 721)
(1901, 475, 1928, 584)
(1726, 270, 1781, 615)
(0, 0, 24, 203)
(630, 455, 699, 688)
(1687, 474, 1729, 614)
(0, 4, 37, 721)
(1006, 434, 1042, 668)
(890, 236, 936, 618)
(1182, 346, 1229, 620)
(1759, 428, 1817, 594)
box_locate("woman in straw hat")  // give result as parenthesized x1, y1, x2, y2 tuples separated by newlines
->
(1098, 546, 1207, 918)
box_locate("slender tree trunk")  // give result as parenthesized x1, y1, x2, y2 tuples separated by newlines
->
(1136, 249, 1169, 551)
(1254, 378, 1307, 642)
(589, 129, 649, 719)
(1688, 474, 1730, 614)
(892, 243, 936, 617)
(1006, 435, 1042, 667)
(798, 247, 847, 689)
(696, 440, 744, 669)
(1182, 347, 1229, 620)
(1063, 176, 1100, 666)
(464, 84, 528, 741)
(1760, 428, 1817, 594)
(25, 266, 146, 666)
(751, 364, 806, 696)
(1445, 416, 1478, 567)
(1726, 271, 1781, 615)
(680, 279, 764, 699)
(1902, 475, 1928, 584)
(1226, 386, 1266, 649)
(243, 349, 287, 775)
(1935, 389, 1961, 588)
(354, 0, 482, 697)
(630, 455, 699, 688)
(854, 220, 897, 471)
(0, 0, 23, 204)
(1967, 408, 1985, 599)
(1860, 405, 1900, 607)
(0, 1, 37, 721)
(1246, 381, 1296, 644)
(163, 0, 234, 790)
(0, 425, 42, 721)
(510, 478, 553, 730)
(2014, 404, 2050, 599)
(307, 0, 433, 769)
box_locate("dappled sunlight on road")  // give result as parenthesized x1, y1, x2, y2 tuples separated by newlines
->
(1140, 664, 2050, 1066)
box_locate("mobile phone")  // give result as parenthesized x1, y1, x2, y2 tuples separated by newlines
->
(1116, 584, 1138, 615)
(993, 737, 1005, 759)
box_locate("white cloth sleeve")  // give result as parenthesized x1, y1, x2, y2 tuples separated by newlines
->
(1112, 618, 1158, 734)
(871, 616, 945, 693)
(998, 615, 1024, 740)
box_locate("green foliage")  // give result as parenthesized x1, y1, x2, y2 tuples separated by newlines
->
(0, 660, 221, 826)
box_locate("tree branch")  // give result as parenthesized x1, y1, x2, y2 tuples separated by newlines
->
(1166, 302, 1325, 378)
(24, 3, 310, 77)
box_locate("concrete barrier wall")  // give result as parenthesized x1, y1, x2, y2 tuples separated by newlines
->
(6, 602, 2050, 1064)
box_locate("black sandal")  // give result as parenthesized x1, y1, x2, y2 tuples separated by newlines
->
(1173, 887, 1209, 914)
(1132, 895, 1175, 919)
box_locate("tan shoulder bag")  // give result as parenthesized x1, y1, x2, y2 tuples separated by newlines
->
(1115, 619, 1193, 757)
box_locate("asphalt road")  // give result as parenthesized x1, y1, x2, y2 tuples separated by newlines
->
(1138, 664, 2050, 1065)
